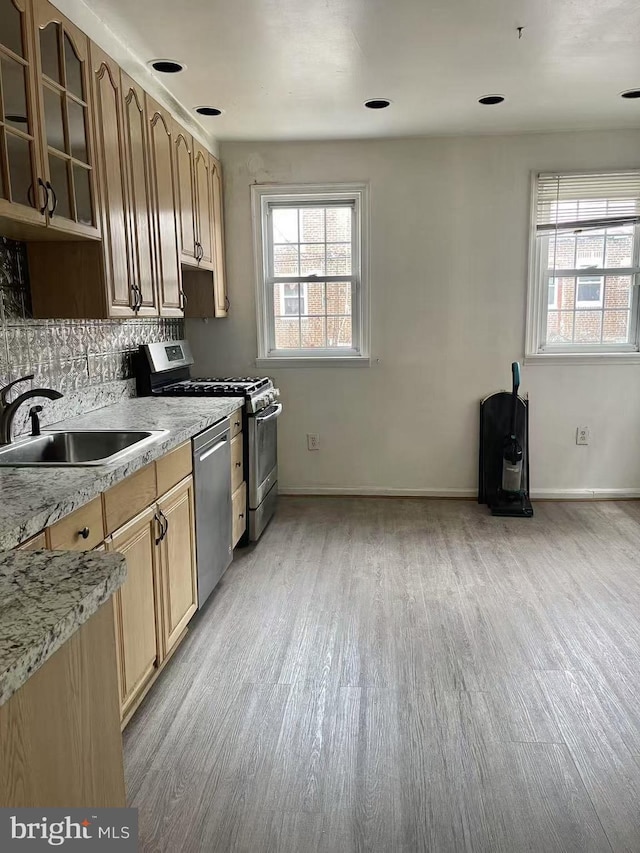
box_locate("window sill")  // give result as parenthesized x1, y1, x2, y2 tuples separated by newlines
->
(256, 356, 371, 369)
(525, 352, 640, 366)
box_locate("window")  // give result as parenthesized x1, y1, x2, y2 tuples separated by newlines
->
(526, 170, 640, 359)
(252, 183, 369, 365)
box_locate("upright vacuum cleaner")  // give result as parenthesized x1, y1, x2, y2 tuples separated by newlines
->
(478, 361, 533, 518)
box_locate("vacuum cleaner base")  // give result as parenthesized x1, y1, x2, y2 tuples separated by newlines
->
(490, 493, 534, 518)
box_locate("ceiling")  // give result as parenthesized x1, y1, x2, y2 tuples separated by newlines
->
(80, 0, 640, 141)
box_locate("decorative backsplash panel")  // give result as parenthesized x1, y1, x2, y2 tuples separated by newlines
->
(0, 237, 184, 434)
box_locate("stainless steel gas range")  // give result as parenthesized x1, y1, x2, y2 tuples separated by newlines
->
(137, 340, 282, 544)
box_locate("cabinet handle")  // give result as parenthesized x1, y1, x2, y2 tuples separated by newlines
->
(37, 178, 48, 214)
(159, 509, 169, 540)
(79, 527, 90, 540)
(154, 512, 164, 545)
(46, 181, 57, 216)
(239, 513, 244, 519)
(235, 461, 241, 467)
(224, 295, 230, 312)
(179, 288, 187, 311)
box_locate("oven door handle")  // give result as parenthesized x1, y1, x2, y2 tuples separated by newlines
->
(255, 403, 283, 424)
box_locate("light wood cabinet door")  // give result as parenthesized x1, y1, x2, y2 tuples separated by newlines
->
(0, 0, 47, 232)
(157, 476, 198, 656)
(32, 0, 98, 237)
(107, 505, 162, 718)
(210, 154, 228, 316)
(193, 141, 213, 269)
(121, 73, 157, 316)
(173, 122, 197, 265)
(146, 95, 183, 316)
(89, 45, 133, 316)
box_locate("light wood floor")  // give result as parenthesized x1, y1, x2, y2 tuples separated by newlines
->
(124, 497, 640, 852)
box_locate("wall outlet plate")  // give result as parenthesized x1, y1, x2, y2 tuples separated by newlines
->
(307, 433, 320, 451)
(576, 426, 590, 445)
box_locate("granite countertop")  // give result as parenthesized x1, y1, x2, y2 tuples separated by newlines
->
(0, 549, 127, 706)
(0, 396, 243, 550)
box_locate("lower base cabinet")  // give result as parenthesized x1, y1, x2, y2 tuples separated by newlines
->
(0, 602, 126, 807)
(107, 474, 198, 724)
(108, 505, 161, 721)
(158, 477, 198, 655)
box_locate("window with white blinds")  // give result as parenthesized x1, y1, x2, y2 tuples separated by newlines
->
(527, 170, 640, 357)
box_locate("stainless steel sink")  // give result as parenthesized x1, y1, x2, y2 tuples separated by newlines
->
(0, 430, 169, 467)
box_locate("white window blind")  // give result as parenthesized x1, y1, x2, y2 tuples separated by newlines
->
(527, 170, 640, 358)
(536, 171, 640, 234)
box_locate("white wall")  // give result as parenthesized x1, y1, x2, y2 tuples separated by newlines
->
(187, 130, 640, 498)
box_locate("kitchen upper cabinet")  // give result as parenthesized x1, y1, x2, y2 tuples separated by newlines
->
(211, 155, 228, 317)
(90, 45, 131, 314)
(193, 141, 213, 269)
(108, 505, 161, 721)
(32, 0, 98, 238)
(157, 476, 197, 656)
(146, 95, 183, 316)
(182, 153, 229, 318)
(0, 0, 46, 233)
(173, 122, 197, 266)
(121, 73, 157, 316)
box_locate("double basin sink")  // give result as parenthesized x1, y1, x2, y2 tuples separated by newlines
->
(0, 430, 168, 467)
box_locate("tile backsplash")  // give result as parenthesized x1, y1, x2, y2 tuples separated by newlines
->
(0, 236, 184, 435)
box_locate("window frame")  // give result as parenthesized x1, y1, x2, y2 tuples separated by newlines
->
(252, 182, 370, 367)
(525, 170, 640, 364)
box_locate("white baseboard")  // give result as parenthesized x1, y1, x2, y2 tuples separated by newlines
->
(279, 486, 640, 500)
(531, 488, 640, 500)
(280, 486, 475, 498)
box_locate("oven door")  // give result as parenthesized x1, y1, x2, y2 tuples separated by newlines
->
(248, 403, 282, 508)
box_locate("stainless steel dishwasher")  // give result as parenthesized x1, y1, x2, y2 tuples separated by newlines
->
(193, 417, 233, 607)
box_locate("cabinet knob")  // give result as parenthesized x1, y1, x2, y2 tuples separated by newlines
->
(79, 527, 90, 540)
(235, 461, 241, 467)
(239, 513, 244, 519)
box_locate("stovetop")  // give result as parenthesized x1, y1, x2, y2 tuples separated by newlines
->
(156, 377, 271, 398)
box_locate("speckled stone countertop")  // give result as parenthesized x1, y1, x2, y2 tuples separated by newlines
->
(0, 549, 127, 706)
(0, 397, 243, 550)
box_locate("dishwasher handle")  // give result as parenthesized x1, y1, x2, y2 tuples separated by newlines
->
(198, 435, 228, 463)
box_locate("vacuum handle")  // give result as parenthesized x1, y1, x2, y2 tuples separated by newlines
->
(511, 362, 521, 396)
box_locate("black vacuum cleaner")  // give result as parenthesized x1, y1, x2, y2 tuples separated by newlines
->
(478, 361, 533, 518)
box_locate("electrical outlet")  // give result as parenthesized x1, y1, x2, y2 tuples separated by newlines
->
(307, 433, 320, 451)
(576, 426, 590, 446)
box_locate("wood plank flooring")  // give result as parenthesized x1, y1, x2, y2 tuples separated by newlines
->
(124, 497, 640, 852)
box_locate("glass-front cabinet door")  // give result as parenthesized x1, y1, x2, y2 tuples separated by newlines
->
(0, 0, 47, 226)
(32, 0, 99, 237)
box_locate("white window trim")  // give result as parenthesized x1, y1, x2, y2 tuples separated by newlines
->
(251, 182, 370, 367)
(525, 170, 640, 365)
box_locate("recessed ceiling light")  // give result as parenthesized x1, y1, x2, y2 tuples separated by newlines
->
(195, 106, 223, 116)
(364, 98, 391, 110)
(148, 59, 185, 74)
(479, 94, 505, 105)
(620, 88, 640, 99)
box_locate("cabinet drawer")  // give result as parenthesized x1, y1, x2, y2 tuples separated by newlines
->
(229, 408, 243, 438)
(48, 498, 105, 551)
(230, 433, 243, 492)
(17, 532, 48, 551)
(156, 442, 192, 496)
(232, 481, 247, 547)
(103, 464, 157, 535)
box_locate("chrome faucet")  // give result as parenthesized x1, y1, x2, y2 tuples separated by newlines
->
(0, 375, 63, 445)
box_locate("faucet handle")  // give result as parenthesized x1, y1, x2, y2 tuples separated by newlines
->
(0, 374, 34, 407)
